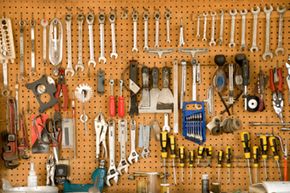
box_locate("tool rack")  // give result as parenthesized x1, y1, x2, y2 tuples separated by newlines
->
(0, 0, 290, 192)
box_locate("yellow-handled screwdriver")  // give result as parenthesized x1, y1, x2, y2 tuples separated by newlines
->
(241, 132, 252, 185)
(217, 150, 223, 183)
(179, 146, 185, 183)
(160, 131, 169, 185)
(225, 146, 232, 183)
(253, 145, 260, 183)
(269, 136, 282, 180)
(197, 146, 204, 166)
(189, 150, 195, 181)
(169, 135, 177, 185)
(206, 146, 213, 166)
(260, 135, 268, 181)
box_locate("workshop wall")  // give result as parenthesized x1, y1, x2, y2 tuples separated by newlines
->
(0, 0, 290, 192)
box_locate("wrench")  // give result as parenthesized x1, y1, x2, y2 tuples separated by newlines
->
(240, 9, 248, 51)
(132, 10, 139, 52)
(87, 11, 96, 67)
(106, 120, 119, 186)
(65, 13, 75, 77)
(40, 17, 48, 66)
(262, 5, 273, 61)
(228, 9, 237, 48)
(196, 14, 201, 40)
(202, 12, 208, 42)
(209, 11, 216, 46)
(19, 17, 26, 80)
(162, 113, 170, 132)
(30, 15, 36, 74)
(275, 5, 286, 56)
(128, 119, 139, 164)
(109, 10, 118, 59)
(218, 10, 224, 46)
(141, 125, 150, 158)
(179, 19, 185, 46)
(75, 13, 85, 72)
(143, 9, 149, 51)
(154, 10, 160, 47)
(250, 6, 260, 53)
(165, 9, 171, 43)
(117, 119, 130, 175)
(98, 11, 106, 64)
(180, 60, 186, 109)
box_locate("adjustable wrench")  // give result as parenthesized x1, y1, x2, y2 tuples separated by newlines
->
(196, 14, 201, 40)
(30, 15, 36, 74)
(98, 11, 106, 64)
(165, 9, 171, 43)
(128, 119, 139, 164)
(143, 9, 149, 51)
(240, 9, 248, 51)
(202, 12, 208, 42)
(117, 119, 130, 175)
(228, 9, 237, 48)
(106, 120, 119, 186)
(262, 5, 273, 61)
(209, 11, 216, 46)
(40, 16, 48, 66)
(179, 19, 185, 46)
(19, 16, 26, 80)
(154, 10, 160, 47)
(180, 60, 187, 109)
(275, 5, 286, 56)
(109, 10, 118, 59)
(250, 6, 260, 53)
(132, 10, 139, 52)
(218, 10, 224, 46)
(141, 125, 150, 158)
(87, 11, 96, 67)
(75, 13, 85, 72)
(65, 13, 75, 77)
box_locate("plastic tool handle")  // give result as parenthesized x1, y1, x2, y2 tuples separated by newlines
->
(118, 96, 125, 118)
(160, 131, 168, 159)
(189, 150, 194, 167)
(242, 59, 250, 86)
(277, 68, 283, 92)
(253, 146, 259, 167)
(214, 54, 226, 67)
(169, 135, 176, 158)
(109, 96, 115, 117)
(152, 67, 159, 88)
(269, 69, 275, 92)
(269, 136, 279, 159)
(217, 150, 223, 167)
(197, 146, 204, 159)
(284, 157, 288, 181)
(226, 146, 232, 167)
(179, 146, 185, 167)
(206, 146, 213, 158)
(241, 132, 251, 159)
(259, 135, 268, 159)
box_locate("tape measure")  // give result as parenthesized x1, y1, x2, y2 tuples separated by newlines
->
(246, 95, 259, 112)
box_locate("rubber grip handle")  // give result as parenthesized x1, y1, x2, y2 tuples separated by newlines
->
(284, 158, 288, 181)
(118, 96, 125, 118)
(269, 69, 275, 91)
(109, 96, 115, 117)
(277, 68, 283, 92)
(242, 59, 250, 86)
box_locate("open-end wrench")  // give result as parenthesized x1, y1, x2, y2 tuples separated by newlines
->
(75, 13, 85, 72)
(30, 15, 36, 74)
(117, 119, 130, 175)
(128, 119, 139, 164)
(65, 13, 75, 77)
(109, 10, 118, 59)
(165, 9, 171, 43)
(262, 5, 273, 61)
(106, 120, 119, 186)
(179, 19, 185, 46)
(162, 113, 170, 132)
(132, 10, 139, 52)
(154, 10, 160, 47)
(19, 16, 26, 80)
(218, 10, 224, 46)
(180, 60, 186, 109)
(40, 16, 48, 66)
(228, 9, 237, 48)
(240, 9, 248, 51)
(250, 6, 260, 53)
(202, 12, 208, 42)
(196, 14, 201, 40)
(209, 11, 216, 46)
(98, 11, 106, 64)
(275, 5, 286, 56)
(87, 11, 96, 67)
(143, 9, 149, 51)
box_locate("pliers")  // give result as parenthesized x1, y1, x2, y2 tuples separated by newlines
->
(54, 67, 68, 112)
(94, 112, 108, 159)
(269, 67, 284, 123)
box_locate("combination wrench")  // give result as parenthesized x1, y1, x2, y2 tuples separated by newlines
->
(143, 9, 149, 51)
(262, 5, 273, 61)
(165, 9, 171, 43)
(179, 19, 185, 46)
(275, 5, 286, 56)
(109, 10, 118, 59)
(75, 13, 85, 72)
(30, 15, 36, 74)
(218, 10, 224, 46)
(132, 10, 139, 52)
(202, 12, 208, 42)
(209, 11, 216, 47)
(128, 120, 139, 164)
(228, 9, 237, 48)
(98, 11, 106, 64)
(240, 9, 248, 51)
(65, 13, 75, 77)
(154, 10, 160, 47)
(40, 16, 48, 66)
(87, 11, 97, 67)
(250, 6, 260, 53)
(117, 119, 130, 175)
(196, 14, 201, 40)
(19, 16, 26, 80)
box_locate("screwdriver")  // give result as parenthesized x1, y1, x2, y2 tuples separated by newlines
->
(217, 150, 223, 183)
(160, 131, 168, 178)
(269, 136, 282, 180)
(259, 135, 268, 181)
(189, 150, 194, 181)
(240, 131, 252, 185)
(179, 146, 185, 183)
(118, 80, 125, 118)
(206, 146, 213, 166)
(225, 146, 232, 183)
(109, 79, 116, 117)
(169, 135, 177, 185)
(253, 145, 260, 183)
(197, 146, 204, 166)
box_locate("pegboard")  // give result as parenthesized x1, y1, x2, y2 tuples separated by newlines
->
(0, 0, 290, 192)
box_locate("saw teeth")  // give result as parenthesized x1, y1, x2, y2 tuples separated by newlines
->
(75, 83, 93, 103)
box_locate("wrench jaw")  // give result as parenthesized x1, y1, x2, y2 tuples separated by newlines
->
(75, 64, 85, 72)
(128, 151, 139, 164)
(117, 159, 130, 175)
(251, 6, 260, 14)
(141, 148, 150, 159)
(264, 5, 273, 13)
(110, 53, 118, 59)
(98, 57, 107, 64)
(65, 68, 75, 77)
(106, 167, 119, 186)
(228, 42, 236, 49)
(262, 52, 273, 61)
(88, 60, 97, 68)
(250, 46, 259, 53)
(275, 48, 285, 57)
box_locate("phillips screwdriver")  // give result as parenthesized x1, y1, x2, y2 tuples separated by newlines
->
(189, 150, 195, 181)
(179, 146, 185, 183)
(169, 135, 177, 185)
(217, 150, 223, 183)
(260, 135, 268, 181)
(206, 146, 213, 166)
(160, 131, 170, 192)
(240, 131, 252, 185)
(253, 145, 260, 183)
(225, 146, 232, 183)
(269, 136, 282, 180)
(118, 80, 125, 118)
(109, 79, 116, 117)
(197, 146, 204, 166)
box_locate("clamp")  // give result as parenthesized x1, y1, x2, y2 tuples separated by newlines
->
(54, 67, 69, 112)
(94, 112, 108, 159)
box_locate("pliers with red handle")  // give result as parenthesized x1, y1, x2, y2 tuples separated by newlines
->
(54, 68, 69, 112)
(269, 67, 284, 123)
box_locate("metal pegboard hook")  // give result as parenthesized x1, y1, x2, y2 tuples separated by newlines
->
(66, 6, 72, 12)
(77, 7, 83, 14)
(121, 7, 128, 19)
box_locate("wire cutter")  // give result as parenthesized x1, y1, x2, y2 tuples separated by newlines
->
(55, 67, 68, 112)
(269, 67, 284, 123)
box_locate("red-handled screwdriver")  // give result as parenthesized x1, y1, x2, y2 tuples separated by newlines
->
(118, 80, 125, 118)
(109, 79, 116, 117)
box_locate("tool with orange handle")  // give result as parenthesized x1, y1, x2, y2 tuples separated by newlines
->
(118, 80, 125, 118)
(269, 136, 282, 180)
(276, 135, 288, 181)
(109, 79, 116, 117)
